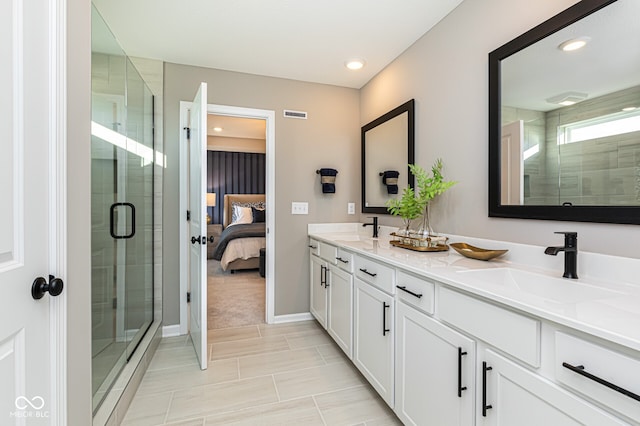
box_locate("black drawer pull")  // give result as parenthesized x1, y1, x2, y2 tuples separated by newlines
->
(396, 285, 423, 299)
(336, 257, 349, 264)
(562, 362, 640, 402)
(359, 268, 377, 277)
(458, 347, 467, 398)
(382, 302, 390, 336)
(308, 245, 317, 249)
(482, 362, 493, 416)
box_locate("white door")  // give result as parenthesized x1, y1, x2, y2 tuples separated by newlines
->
(353, 279, 394, 407)
(501, 120, 524, 205)
(395, 302, 475, 426)
(309, 254, 327, 328)
(1, 0, 59, 423)
(327, 266, 353, 358)
(480, 349, 626, 426)
(188, 83, 208, 370)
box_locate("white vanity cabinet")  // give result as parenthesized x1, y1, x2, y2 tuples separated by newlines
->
(327, 266, 353, 358)
(309, 239, 353, 358)
(309, 252, 328, 328)
(395, 300, 475, 425)
(308, 230, 640, 425)
(479, 349, 628, 426)
(354, 277, 395, 407)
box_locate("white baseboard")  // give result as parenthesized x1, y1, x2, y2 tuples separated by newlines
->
(162, 324, 183, 337)
(272, 312, 314, 324)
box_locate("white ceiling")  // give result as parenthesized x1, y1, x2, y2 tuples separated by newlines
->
(92, 0, 464, 89)
(501, 0, 640, 112)
(207, 115, 265, 139)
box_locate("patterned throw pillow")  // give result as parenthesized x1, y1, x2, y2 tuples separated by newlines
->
(231, 201, 266, 223)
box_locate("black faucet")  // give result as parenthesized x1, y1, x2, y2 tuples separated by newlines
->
(544, 232, 578, 279)
(363, 216, 379, 238)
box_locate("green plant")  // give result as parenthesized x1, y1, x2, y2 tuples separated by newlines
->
(410, 159, 457, 210)
(385, 159, 457, 234)
(386, 186, 422, 221)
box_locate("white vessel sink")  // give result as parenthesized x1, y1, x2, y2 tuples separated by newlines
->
(457, 268, 625, 304)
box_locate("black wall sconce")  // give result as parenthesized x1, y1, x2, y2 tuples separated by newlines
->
(380, 170, 400, 194)
(317, 168, 338, 193)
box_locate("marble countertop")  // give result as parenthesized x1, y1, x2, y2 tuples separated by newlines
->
(308, 224, 640, 354)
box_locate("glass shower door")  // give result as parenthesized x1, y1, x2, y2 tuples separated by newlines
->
(90, 12, 128, 408)
(91, 5, 154, 412)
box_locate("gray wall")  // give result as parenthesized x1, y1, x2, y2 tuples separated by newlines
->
(163, 64, 360, 324)
(360, 0, 640, 260)
(67, 0, 93, 423)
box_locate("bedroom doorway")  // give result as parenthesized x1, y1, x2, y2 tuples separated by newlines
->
(206, 115, 267, 329)
(179, 102, 276, 342)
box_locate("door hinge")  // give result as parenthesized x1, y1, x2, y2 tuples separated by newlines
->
(184, 126, 191, 139)
(187, 292, 191, 303)
(187, 210, 191, 221)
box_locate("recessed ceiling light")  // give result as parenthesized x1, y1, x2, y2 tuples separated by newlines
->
(213, 127, 223, 132)
(558, 37, 590, 52)
(345, 59, 365, 70)
(546, 91, 588, 106)
(622, 107, 637, 112)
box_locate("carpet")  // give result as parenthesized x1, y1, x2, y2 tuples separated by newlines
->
(207, 260, 266, 329)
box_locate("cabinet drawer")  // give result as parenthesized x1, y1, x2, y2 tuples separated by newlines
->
(555, 332, 640, 421)
(438, 287, 540, 367)
(354, 255, 395, 294)
(396, 270, 435, 315)
(319, 241, 338, 264)
(308, 238, 320, 257)
(335, 248, 353, 273)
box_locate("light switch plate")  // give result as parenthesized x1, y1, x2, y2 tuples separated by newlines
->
(291, 202, 309, 215)
(348, 202, 355, 215)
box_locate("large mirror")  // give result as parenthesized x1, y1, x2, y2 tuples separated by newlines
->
(362, 99, 415, 214)
(489, 0, 640, 224)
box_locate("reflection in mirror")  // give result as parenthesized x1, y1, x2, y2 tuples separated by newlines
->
(362, 100, 415, 214)
(489, 0, 640, 224)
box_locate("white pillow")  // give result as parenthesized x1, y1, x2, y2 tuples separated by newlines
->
(228, 206, 253, 226)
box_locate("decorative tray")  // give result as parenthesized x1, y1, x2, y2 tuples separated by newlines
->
(389, 232, 449, 252)
(389, 240, 449, 252)
(450, 242, 508, 261)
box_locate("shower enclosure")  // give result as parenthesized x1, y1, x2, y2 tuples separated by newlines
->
(91, 6, 155, 412)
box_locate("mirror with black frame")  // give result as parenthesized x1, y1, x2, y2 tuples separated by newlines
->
(362, 99, 415, 214)
(489, 0, 640, 224)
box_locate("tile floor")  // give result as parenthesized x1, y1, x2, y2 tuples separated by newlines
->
(121, 321, 401, 425)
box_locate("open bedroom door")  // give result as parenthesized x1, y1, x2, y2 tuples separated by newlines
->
(188, 82, 208, 369)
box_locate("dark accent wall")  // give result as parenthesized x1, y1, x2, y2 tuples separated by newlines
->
(207, 150, 266, 224)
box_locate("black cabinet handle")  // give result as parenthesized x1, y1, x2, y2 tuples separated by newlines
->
(562, 362, 640, 402)
(110, 202, 136, 239)
(308, 244, 317, 249)
(482, 362, 493, 416)
(382, 302, 390, 336)
(336, 257, 349, 264)
(324, 266, 329, 287)
(396, 285, 423, 299)
(191, 236, 201, 245)
(458, 347, 468, 397)
(359, 268, 377, 277)
(208, 236, 214, 243)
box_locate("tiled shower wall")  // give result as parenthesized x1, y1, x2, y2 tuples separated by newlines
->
(502, 84, 640, 205)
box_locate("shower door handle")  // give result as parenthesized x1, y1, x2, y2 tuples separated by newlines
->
(110, 202, 136, 239)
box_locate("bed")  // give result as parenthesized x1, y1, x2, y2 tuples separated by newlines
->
(212, 194, 266, 272)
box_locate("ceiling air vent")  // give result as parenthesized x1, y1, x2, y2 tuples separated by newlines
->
(283, 110, 308, 119)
